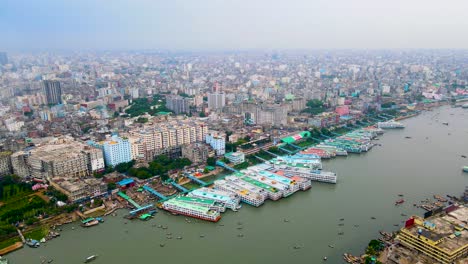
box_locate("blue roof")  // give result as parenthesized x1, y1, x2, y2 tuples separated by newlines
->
(117, 178, 135, 186)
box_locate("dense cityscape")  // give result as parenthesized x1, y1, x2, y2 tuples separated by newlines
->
(0, 49, 467, 263)
(1, 0, 468, 262)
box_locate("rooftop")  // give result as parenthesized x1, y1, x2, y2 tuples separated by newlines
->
(403, 206, 468, 252)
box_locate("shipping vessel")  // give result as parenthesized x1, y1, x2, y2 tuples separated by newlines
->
(377, 120, 405, 129)
(162, 198, 221, 222)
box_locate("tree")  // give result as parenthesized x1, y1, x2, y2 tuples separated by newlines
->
(107, 182, 116, 191)
(206, 157, 216, 166)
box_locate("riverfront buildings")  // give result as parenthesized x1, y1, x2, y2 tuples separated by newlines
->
(205, 131, 226, 156)
(11, 137, 104, 180)
(89, 135, 132, 167)
(397, 206, 468, 264)
(129, 117, 208, 160)
(181, 143, 210, 164)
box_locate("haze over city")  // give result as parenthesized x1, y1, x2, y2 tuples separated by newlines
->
(0, 1, 467, 264)
(1, 0, 468, 51)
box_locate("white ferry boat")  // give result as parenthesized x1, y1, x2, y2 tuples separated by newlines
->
(214, 180, 265, 207)
(188, 188, 241, 211)
(162, 198, 221, 222)
(377, 120, 405, 129)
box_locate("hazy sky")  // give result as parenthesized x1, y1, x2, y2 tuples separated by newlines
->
(1, 0, 467, 51)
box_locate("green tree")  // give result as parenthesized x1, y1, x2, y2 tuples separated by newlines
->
(107, 182, 117, 191)
(206, 157, 216, 166)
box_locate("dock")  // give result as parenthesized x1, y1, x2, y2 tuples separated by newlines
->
(117, 191, 141, 208)
(0, 241, 23, 255)
(142, 185, 168, 200)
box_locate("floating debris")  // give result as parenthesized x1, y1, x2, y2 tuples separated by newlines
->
(176, 236, 183, 240)
(237, 234, 244, 238)
(293, 245, 301, 250)
(328, 245, 335, 248)
(338, 232, 344, 235)
(160, 244, 165, 247)
(339, 218, 345, 221)
(338, 223, 344, 226)
(371, 217, 376, 220)
(199, 234, 205, 238)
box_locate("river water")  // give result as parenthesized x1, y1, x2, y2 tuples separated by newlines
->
(8, 106, 468, 264)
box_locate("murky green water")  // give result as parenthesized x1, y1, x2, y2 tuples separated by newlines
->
(7, 106, 468, 264)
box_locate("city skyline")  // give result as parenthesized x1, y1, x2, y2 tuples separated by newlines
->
(1, 0, 468, 51)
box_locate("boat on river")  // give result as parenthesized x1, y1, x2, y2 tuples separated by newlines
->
(0, 256, 9, 264)
(84, 255, 98, 263)
(463, 166, 468, 173)
(81, 218, 99, 227)
(395, 199, 405, 205)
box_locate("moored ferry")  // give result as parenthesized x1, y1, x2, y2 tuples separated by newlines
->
(188, 188, 242, 211)
(162, 198, 221, 222)
(213, 180, 265, 207)
(377, 120, 405, 129)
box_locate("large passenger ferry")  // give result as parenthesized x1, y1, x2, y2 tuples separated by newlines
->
(188, 188, 242, 211)
(213, 179, 265, 207)
(377, 120, 405, 129)
(162, 198, 221, 222)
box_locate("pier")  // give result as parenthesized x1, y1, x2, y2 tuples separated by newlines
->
(169, 181, 189, 193)
(184, 172, 208, 186)
(117, 191, 141, 208)
(129, 204, 155, 216)
(143, 185, 168, 201)
(216, 160, 239, 173)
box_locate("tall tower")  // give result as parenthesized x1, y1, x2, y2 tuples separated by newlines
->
(42, 80, 63, 105)
(0, 52, 8, 65)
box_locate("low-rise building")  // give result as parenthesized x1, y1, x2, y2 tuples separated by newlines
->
(224, 151, 245, 165)
(182, 143, 209, 164)
(397, 206, 468, 264)
(49, 178, 108, 203)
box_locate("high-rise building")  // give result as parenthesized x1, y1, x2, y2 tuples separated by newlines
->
(0, 151, 12, 175)
(129, 118, 208, 160)
(166, 95, 191, 114)
(42, 80, 63, 105)
(208, 92, 225, 110)
(90, 135, 132, 167)
(0, 52, 8, 65)
(205, 131, 226, 156)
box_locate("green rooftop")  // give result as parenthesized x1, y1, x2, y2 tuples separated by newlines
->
(174, 196, 216, 205)
(164, 199, 216, 215)
(241, 176, 278, 193)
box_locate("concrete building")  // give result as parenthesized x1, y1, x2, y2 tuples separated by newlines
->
(130, 118, 208, 160)
(182, 143, 209, 164)
(82, 146, 105, 173)
(90, 135, 132, 167)
(166, 95, 191, 114)
(42, 80, 63, 105)
(10, 150, 31, 178)
(208, 92, 225, 110)
(4, 117, 24, 132)
(397, 206, 468, 264)
(205, 131, 226, 156)
(256, 104, 288, 126)
(224, 151, 245, 165)
(11, 138, 104, 180)
(49, 178, 108, 202)
(0, 151, 12, 175)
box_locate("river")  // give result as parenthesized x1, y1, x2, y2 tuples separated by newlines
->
(7, 106, 468, 264)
